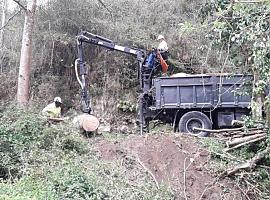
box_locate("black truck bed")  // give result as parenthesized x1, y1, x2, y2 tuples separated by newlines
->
(153, 74, 251, 110)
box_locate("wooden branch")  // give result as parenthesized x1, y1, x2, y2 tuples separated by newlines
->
(12, 0, 27, 10)
(193, 127, 244, 133)
(137, 157, 159, 189)
(12, 0, 27, 11)
(0, 9, 21, 31)
(230, 130, 265, 138)
(224, 136, 266, 152)
(226, 133, 266, 147)
(227, 145, 270, 175)
(236, 183, 252, 200)
(97, 0, 112, 17)
(222, 130, 245, 136)
(183, 157, 193, 200)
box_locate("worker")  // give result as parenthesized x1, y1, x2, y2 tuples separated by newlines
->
(42, 97, 62, 118)
(146, 35, 169, 70)
(157, 35, 169, 60)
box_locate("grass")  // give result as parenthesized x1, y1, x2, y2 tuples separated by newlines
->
(0, 106, 174, 200)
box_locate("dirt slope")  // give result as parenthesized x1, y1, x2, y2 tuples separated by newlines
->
(93, 134, 245, 200)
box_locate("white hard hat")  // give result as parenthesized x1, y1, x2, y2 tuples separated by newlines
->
(54, 97, 62, 103)
(157, 35, 165, 40)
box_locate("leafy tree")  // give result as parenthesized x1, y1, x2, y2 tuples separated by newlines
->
(202, 0, 270, 122)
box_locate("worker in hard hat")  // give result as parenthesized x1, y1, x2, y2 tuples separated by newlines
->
(146, 35, 169, 71)
(42, 97, 62, 118)
(157, 35, 169, 60)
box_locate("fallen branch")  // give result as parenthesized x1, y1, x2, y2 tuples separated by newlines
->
(224, 135, 267, 152)
(203, 148, 243, 162)
(236, 183, 251, 200)
(230, 130, 265, 138)
(193, 127, 244, 133)
(137, 157, 159, 189)
(226, 145, 270, 175)
(198, 177, 220, 200)
(183, 157, 193, 200)
(226, 133, 267, 147)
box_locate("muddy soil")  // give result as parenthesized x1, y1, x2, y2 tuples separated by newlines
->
(93, 134, 245, 200)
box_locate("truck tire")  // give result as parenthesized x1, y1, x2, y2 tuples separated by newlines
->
(179, 111, 212, 137)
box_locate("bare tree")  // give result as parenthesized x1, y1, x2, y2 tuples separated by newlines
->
(0, 0, 7, 73)
(15, 0, 37, 106)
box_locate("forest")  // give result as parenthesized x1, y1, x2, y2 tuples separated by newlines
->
(0, 0, 270, 199)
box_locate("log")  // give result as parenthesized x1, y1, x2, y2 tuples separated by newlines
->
(226, 133, 267, 147)
(193, 127, 244, 133)
(230, 131, 265, 139)
(227, 145, 270, 175)
(73, 114, 100, 132)
(222, 130, 245, 136)
(224, 136, 267, 152)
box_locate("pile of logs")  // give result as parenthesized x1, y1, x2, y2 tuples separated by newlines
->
(194, 126, 268, 152)
(224, 128, 267, 152)
(194, 125, 269, 175)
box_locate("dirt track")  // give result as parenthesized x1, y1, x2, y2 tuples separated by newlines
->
(93, 134, 245, 200)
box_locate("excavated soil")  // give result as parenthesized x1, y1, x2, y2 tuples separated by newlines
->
(93, 134, 245, 200)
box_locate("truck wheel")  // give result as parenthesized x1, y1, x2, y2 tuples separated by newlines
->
(179, 111, 212, 137)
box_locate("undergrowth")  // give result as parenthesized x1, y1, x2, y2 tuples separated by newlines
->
(0, 105, 173, 200)
(199, 137, 270, 200)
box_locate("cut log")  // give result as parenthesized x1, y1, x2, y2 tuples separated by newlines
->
(193, 127, 244, 133)
(73, 114, 100, 132)
(226, 133, 267, 147)
(224, 136, 267, 152)
(230, 131, 265, 139)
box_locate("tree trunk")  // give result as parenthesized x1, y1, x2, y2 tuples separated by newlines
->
(0, 0, 7, 73)
(251, 69, 263, 121)
(17, 0, 37, 106)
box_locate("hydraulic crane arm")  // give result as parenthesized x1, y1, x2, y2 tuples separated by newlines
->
(76, 31, 146, 114)
(77, 31, 145, 58)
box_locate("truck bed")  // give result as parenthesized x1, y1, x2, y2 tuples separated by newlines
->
(153, 74, 251, 110)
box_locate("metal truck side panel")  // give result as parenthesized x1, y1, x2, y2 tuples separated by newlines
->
(153, 74, 251, 110)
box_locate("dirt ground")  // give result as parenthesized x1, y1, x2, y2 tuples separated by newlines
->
(92, 133, 246, 200)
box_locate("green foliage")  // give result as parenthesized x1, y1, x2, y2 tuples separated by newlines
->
(0, 166, 98, 200)
(0, 106, 173, 199)
(204, 1, 270, 83)
(0, 106, 88, 179)
(48, 166, 100, 200)
(117, 100, 136, 113)
(0, 108, 45, 179)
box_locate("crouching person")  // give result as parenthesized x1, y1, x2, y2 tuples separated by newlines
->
(42, 97, 64, 122)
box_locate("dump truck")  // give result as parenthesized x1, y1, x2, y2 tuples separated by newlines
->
(144, 74, 251, 136)
(75, 31, 251, 135)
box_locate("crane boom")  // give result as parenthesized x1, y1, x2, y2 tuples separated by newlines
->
(76, 31, 151, 134)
